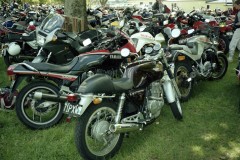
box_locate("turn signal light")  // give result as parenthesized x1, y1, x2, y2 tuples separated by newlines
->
(67, 94, 78, 102)
(93, 98, 102, 105)
(178, 55, 185, 61)
(7, 65, 16, 76)
(52, 35, 57, 41)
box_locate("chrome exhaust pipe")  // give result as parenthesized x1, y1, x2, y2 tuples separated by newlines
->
(109, 123, 140, 133)
(33, 92, 67, 102)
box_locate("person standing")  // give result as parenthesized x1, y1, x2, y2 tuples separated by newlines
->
(228, 0, 240, 62)
(152, 0, 170, 13)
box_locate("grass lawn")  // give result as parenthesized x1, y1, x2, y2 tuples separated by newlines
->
(0, 55, 240, 160)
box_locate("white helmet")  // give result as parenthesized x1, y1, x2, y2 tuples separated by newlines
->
(7, 43, 21, 56)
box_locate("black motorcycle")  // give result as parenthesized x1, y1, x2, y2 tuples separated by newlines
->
(6, 29, 137, 129)
(64, 44, 182, 159)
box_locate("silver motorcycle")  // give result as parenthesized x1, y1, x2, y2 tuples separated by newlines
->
(168, 26, 228, 101)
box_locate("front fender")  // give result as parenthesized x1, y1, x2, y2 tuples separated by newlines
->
(217, 50, 224, 55)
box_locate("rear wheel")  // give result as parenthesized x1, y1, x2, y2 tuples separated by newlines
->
(15, 81, 63, 129)
(75, 102, 123, 160)
(174, 61, 193, 102)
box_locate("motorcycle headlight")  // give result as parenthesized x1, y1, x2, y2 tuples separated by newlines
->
(52, 35, 57, 42)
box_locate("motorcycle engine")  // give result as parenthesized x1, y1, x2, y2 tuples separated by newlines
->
(201, 48, 217, 77)
(146, 81, 164, 119)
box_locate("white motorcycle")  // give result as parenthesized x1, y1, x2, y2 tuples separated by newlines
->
(168, 27, 228, 101)
(1, 13, 64, 66)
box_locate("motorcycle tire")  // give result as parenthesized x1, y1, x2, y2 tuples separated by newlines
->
(218, 35, 229, 55)
(174, 61, 193, 102)
(210, 53, 228, 80)
(169, 97, 183, 120)
(15, 81, 63, 130)
(75, 101, 123, 160)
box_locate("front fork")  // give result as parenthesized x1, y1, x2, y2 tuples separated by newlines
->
(161, 54, 182, 100)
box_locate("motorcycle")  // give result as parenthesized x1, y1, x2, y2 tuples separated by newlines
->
(6, 25, 137, 129)
(184, 11, 232, 54)
(67, 44, 183, 159)
(168, 26, 228, 101)
(1, 13, 64, 66)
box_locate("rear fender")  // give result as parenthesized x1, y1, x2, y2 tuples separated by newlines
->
(77, 94, 94, 116)
(8, 63, 38, 75)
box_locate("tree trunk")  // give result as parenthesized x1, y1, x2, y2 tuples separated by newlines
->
(99, 0, 108, 7)
(64, 0, 88, 31)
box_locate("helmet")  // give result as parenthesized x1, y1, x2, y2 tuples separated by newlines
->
(7, 42, 21, 56)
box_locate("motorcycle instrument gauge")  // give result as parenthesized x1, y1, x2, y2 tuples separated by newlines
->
(153, 44, 161, 51)
(145, 47, 153, 54)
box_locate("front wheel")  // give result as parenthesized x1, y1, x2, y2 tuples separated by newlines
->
(15, 81, 63, 129)
(75, 102, 123, 160)
(211, 53, 228, 80)
(174, 61, 193, 102)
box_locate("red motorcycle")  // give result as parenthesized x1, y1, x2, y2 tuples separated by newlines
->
(170, 11, 232, 54)
(5, 27, 137, 129)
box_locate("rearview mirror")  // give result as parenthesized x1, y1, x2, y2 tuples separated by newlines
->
(171, 29, 181, 38)
(205, 19, 210, 23)
(187, 29, 194, 34)
(121, 48, 130, 57)
(83, 38, 92, 46)
(163, 20, 169, 25)
(119, 19, 125, 28)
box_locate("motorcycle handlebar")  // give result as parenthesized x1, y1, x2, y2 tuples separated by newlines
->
(165, 46, 184, 51)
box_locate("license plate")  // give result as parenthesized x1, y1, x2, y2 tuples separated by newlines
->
(63, 102, 82, 116)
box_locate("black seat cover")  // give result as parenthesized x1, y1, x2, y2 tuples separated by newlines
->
(24, 57, 79, 73)
(77, 30, 102, 46)
(6, 33, 22, 42)
(112, 78, 134, 92)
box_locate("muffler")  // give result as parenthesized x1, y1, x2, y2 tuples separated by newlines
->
(109, 123, 140, 133)
(33, 92, 67, 102)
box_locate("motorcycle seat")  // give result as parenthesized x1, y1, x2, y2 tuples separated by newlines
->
(142, 17, 151, 21)
(22, 32, 36, 41)
(113, 78, 134, 92)
(4, 33, 22, 42)
(24, 57, 79, 73)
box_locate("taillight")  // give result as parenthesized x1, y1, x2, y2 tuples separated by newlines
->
(7, 65, 16, 76)
(67, 94, 79, 102)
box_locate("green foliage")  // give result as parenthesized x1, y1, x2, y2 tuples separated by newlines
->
(1, 54, 240, 159)
(39, 0, 47, 5)
(99, 0, 108, 7)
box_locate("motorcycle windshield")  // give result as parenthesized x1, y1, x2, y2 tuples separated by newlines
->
(39, 14, 64, 33)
